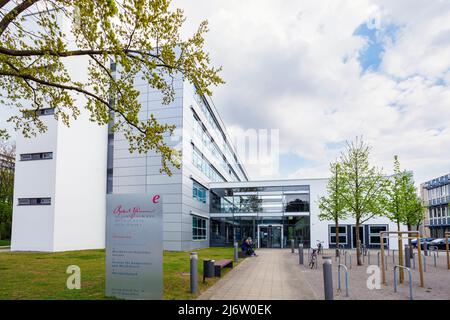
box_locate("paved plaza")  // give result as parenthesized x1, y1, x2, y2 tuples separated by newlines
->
(198, 248, 450, 300)
(198, 248, 319, 300)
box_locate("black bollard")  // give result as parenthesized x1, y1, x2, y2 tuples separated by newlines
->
(190, 252, 198, 294)
(299, 243, 304, 265)
(405, 245, 411, 268)
(323, 257, 334, 300)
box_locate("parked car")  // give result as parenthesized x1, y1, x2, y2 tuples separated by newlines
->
(411, 237, 434, 248)
(427, 238, 450, 250)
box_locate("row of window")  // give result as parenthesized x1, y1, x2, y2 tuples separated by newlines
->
(192, 113, 240, 181)
(192, 86, 247, 181)
(20, 152, 53, 161)
(193, 181, 207, 204)
(329, 225, 388, 245)
(18, 197, 51, 206)
(192, 216, 208, 240)
(428, 184, 450, 200)
(192, 147, 225, 182)
(429, 206, 449, 218)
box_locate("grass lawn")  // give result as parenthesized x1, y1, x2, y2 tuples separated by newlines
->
(0, 247, 238, 300)
(0, 239, 11, 246)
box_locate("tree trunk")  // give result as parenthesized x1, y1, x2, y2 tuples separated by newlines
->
(356, 219, 362, 265)
(335, 218, 340, 258)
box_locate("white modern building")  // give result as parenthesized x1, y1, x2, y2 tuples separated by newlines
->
(10, 58, 403, 252)
(11, 65, 403, 251)
(10, 9, 108, 252)
(11, 102, 108, 252)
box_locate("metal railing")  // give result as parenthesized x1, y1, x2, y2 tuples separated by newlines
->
(337, 264, 349, 297)
(394, 265, 413, 300)
(377, 252, 387, 270)
(344, 251, 352, 269)
(422, 253, 427, 272)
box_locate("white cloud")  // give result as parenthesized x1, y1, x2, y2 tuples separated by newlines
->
(174, 0, 450, 185)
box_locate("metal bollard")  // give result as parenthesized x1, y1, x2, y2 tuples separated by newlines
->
(337, 264, 349, 297)
(405, 245, 411, 268)
(190, 252, 198, 294)
(394, 265, 413, 300)
(433, 251, 437, 268)
(424, 243, 428, 256)
(323, 257, 333, 300)
(368, 250, 371, 265)
(422, 253, 427, 272)
(291, 239, 295, 253)
(412, 253, 416, 269)
(392, 250, 396, 264)
(299, 243, 304, 265)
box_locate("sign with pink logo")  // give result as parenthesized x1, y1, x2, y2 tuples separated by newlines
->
(105, 193, 163, 299)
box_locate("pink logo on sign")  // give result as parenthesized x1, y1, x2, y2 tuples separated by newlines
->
(152, 195, 160, 203)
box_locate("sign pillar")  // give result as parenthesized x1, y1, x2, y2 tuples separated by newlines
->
(105, 194, 163, 300)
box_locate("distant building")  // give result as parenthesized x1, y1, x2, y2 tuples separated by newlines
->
(421, 174, 450, 238)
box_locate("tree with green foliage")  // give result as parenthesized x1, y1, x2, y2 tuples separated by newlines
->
(0, 141, 14, 240)
(384, 155, 424, 248)
(384, 155, 423, 282)
(318, 162, 347, 257)
(0, 0, 223, 175)
(339, 137, 387, 266)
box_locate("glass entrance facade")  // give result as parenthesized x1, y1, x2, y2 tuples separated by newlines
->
(209, 184, 311, 248)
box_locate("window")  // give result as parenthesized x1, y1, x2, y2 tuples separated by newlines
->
(369, 225, 388, 244)
(193, 181, 207, 204)
(20, 152, 53, 161)
(284, 194, 310, 212)
(192, 146, 225, 182)
(40, 108, 55, 116)
(18, 197, 51, 206)
(192, 216, 207, 240)
(329, 225, 347, 244)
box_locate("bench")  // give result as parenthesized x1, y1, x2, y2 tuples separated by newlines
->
(214, 259, 233, 277)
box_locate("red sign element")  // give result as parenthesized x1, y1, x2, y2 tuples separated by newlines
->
(152, 195, 160, 203)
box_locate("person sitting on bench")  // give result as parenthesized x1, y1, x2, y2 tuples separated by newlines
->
(241, 237, 257, 256)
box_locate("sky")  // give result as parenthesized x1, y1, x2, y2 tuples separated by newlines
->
(172, 0, 450, 185)
(1, 1, 449, 187)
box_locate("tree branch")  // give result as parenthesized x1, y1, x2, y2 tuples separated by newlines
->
(0, 0, 11, 10)
(0, 0, 40, 36)
(0, 68, 146, 135)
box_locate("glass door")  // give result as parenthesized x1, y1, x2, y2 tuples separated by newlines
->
(271, 226, 282, 248)
(258, 225, 283, 248)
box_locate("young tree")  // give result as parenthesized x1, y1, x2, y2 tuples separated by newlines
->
(384, 155, 423, 281)
(318, 162, 347, 257)
(384, 156, 406, 240)
(0, 0, 224, 175)
(339, 137, 387, 266)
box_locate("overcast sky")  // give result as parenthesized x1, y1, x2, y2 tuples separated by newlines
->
(172, 0, 450, 185)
